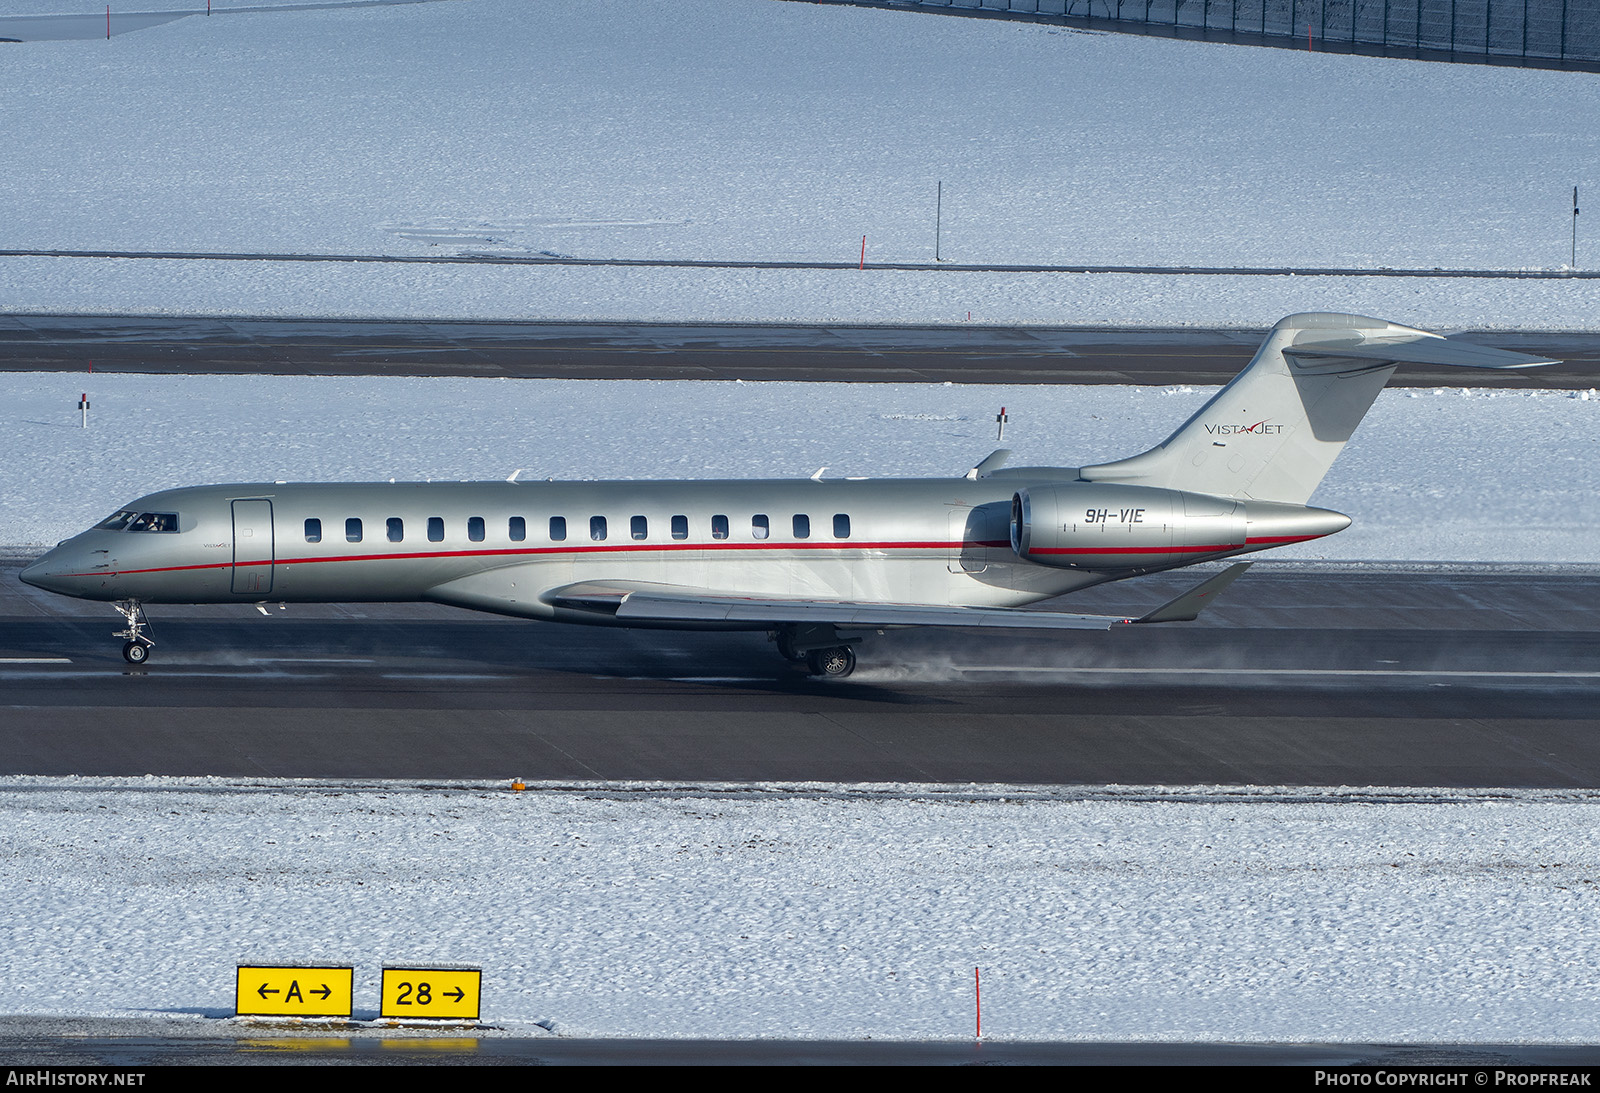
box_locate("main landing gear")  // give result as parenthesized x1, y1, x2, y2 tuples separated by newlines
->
(805, 645, 856, 678)
(113, 600, 154, 664)
(773, 624, 861, 679)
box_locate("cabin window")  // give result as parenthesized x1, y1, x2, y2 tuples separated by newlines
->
(468, 516, 485, 543)
(792, 514, 810, 539)
(671, 515, 688, 540)
(304, 518, 322, 543)
(711, 514, 729, 540)
(509, 516, 526, 542)
(346, 518, 363, 543)
(590, 516, 607, 541)
(427, 517, 444, 543)
(752, 514, 770, 540)
(387, 518, 404, 543)
(549, 516, 566, 542)
(631, 515, 648, 541)
(833, 514, 851, 538)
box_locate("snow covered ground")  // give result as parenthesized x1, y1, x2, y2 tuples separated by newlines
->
(3, 0, 1600, 327)
(3, 778, 1599, 1041)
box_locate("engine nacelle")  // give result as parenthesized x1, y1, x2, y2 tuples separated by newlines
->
(1010, 484, 1349, 570)
(1011, 484, 1245, 570)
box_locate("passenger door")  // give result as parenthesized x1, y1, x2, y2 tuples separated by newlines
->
(231, 499, 274, 595)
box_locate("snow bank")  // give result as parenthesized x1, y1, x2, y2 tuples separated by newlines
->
(3, 778, 1597, 1041)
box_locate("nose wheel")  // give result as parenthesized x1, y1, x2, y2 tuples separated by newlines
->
(113, 600, 154, 664)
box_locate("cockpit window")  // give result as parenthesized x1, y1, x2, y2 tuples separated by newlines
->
(128, 513, 178, 533)
(99, 511, 177, 532)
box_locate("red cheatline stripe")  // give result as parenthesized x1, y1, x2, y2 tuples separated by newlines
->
(57, 539, 967, 579)
(1031, 543, 1243, 555)
(56, 532, 1329, 579)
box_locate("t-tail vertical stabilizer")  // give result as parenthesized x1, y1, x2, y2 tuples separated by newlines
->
(1079, 312, 1554, 505)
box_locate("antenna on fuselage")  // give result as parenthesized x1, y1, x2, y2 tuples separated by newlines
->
(507, 468, 522, 482)
(810, 467, 827, 481)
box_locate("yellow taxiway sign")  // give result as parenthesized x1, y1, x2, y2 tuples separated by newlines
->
(380, 967, 482, 1022)
(235, 965, 354, 1018)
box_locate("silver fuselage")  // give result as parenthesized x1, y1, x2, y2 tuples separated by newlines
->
(20, 474, 1347, 628)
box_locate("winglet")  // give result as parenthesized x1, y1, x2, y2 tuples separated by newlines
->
(1134, 562, 1252, 624)
(965, 449, 1012, 480)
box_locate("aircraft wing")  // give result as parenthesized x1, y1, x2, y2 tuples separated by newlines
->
(542, 563, 1252, 630)
(604, 588, 1130, 631)
(423, 567, 1126, 628)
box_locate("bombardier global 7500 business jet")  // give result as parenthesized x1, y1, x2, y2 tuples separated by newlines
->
(21, 313, 1554, 677)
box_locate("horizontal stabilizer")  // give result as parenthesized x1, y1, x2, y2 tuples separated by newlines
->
(1284, 339, 1556, 371)
(1134, 562, 1251, 624)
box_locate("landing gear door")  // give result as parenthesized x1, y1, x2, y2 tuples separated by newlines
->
(231, 499, 274, 596)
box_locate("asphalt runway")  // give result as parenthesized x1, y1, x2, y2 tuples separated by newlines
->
(3, 314, 1598, 387)
(5, 559, 1598, 786)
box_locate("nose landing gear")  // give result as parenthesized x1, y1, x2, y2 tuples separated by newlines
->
(113, 600, 154, 664)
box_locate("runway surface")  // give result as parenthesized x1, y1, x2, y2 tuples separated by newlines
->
(5, 559, 1597, 786)
(3, 314, 1598, 387)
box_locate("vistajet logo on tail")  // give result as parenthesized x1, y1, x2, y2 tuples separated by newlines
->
(1205, 421, 1284, 435)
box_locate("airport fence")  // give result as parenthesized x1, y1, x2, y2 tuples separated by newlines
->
(828, 0, 1600, 68)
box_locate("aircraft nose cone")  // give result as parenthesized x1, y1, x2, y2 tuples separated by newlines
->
(19, 552, 79, 595)
(19, 558, 53, 590)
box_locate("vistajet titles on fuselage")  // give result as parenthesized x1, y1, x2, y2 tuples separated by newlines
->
(21, 314, 1554, 677)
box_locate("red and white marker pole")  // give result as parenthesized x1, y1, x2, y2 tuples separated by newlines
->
(859, 235, 866, 270)
(78, 393, 90, 428)
(975, 967, 982, 1039)
(996, 406, 1008, 442)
